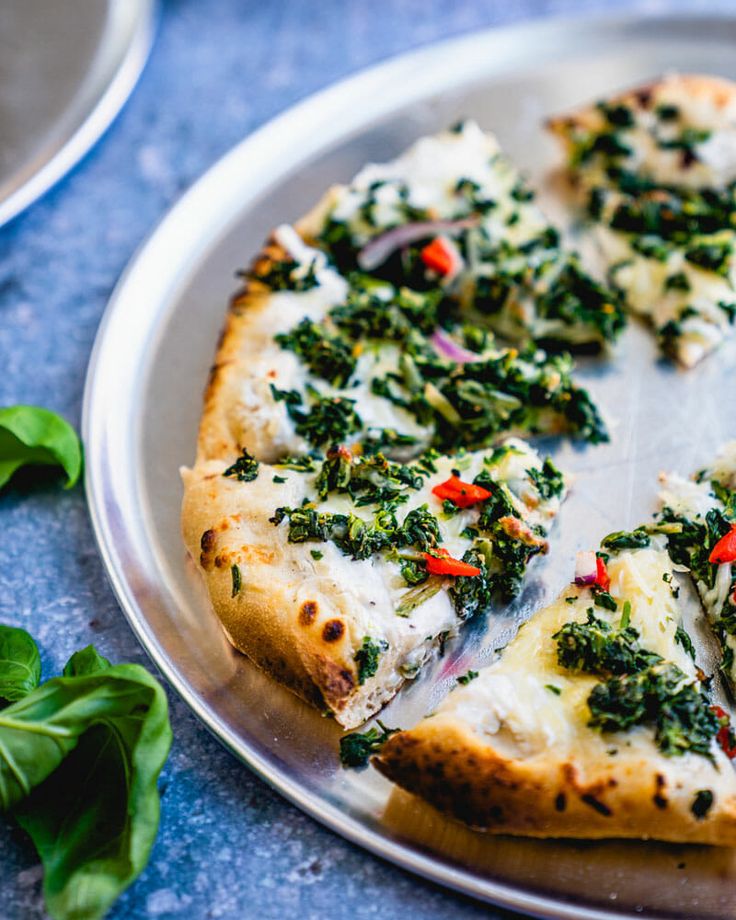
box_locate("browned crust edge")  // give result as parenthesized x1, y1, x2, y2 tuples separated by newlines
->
(375, 718, 736, 845)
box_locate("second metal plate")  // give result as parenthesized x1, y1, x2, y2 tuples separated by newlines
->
(84, 11, 736, 919)
(0, 0, 155, 227)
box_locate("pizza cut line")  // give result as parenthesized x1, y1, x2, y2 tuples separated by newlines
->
(658, 440, 736, 690)
(549, 74, 736, 367)
(374, 536, 736, 845)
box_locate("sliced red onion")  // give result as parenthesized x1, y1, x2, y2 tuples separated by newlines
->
(574, 550, 598, 586)
(356, 217, 479, 271)
(430, 328, 479, 364)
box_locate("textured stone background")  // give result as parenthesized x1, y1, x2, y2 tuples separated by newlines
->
(0, 0, 697, 917)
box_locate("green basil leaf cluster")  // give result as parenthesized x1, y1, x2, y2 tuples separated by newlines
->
(0, 624, 172, 920)
(0, 406, 82, 490)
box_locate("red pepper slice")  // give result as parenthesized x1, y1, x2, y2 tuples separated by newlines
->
(712, 706, 736, 758)
(420, 237, 457, 275)
(432, 474, 492, 508)
(594, 556, 611, 593)
(423, 548, 481, 577)
(709, 524, 736, 565)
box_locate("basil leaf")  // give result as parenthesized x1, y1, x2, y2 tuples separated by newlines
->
(0, 405, 82, 490)
(0, 625, 41, 704)
(62, 645, 112, 678)
(1, 663, 172, 920)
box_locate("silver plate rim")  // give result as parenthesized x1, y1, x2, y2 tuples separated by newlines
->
(0, 0, 157, 229)
(82, 8, 736, 919)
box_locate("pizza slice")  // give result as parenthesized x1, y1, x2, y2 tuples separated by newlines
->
(373, 538, 736, 844)
(182, 439, 566, 728)
(549, 74, 736, 367)
(301, 120, 625, 351)
(658, 441, 736, 688)
(200, 225, 607, 471)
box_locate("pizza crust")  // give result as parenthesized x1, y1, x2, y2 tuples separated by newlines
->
(376, 716, 736, 844)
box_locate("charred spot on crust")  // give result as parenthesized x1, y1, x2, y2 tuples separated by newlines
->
(201, 529, 217, 552)
(653, 773, 668, 809)
(487, 805, 504, 823)
(654, 794, 668, 810)
(200, 529, 218, 569)
(316, 659, 354, 700)
(299, 601, 318, 626)
(555, 793, 567, 812)
(635, 87, 653, 108)
(581, 794, 612, 817)
(322, 619, 344, 643)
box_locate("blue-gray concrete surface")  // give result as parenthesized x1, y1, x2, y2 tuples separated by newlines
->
(0, 1, 672, 916)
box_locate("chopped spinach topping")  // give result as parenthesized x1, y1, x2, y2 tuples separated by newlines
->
(330, 277, 443, 341)
(588, 662, 719, 759)
(601, 527, 651, 551)
(554, 609, 661, 677)
(675, 626, 696, 661)
(339, 721, 399, 768)
(594, 591, 618, 612)
(310, 549, 323, 561)
(271, 502, 440, 562)
(664, 271, 691, 292)
(655, 103, 679, 122)
(275, 318, 356, 387)
(223, 449, 260, 482)
(246, 257, 319, 292)
(448, 545, 493, 617)
(457, 669, 479, 685)
(274, 453, 318, 472)
(399, 557, 429, 587)
(354, 637, 389, 684)
(597, 101, 634, 128)
(274, 387, 362, 448)
(545, 684, 562, 695)
(315, 448, 424, 506)
(684, 239, 733, 277)
(657, 127, 711, 152)
(527, 458, 565, 500)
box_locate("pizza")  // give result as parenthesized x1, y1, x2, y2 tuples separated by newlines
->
(549, 74, 736, 367)
(658, 441, 736, 688)
(374, 537, 736, 844)
(182, 120, 620, 727)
